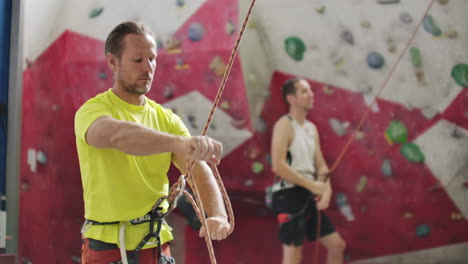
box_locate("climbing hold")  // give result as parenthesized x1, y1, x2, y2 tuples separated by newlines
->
(451, 127, 464, 139)
(329, 118, 346, 136)
(36, 151, 47, 165)
(21, 183, 30, 191)
(367, 52, 385, 69)
(377, 0, 400, 4)
(400, 12, 413, 24)
(446, 30, 458, 39)
(246, 146, 260, 160)
(336, 193, 355, 221)
(388, 43, 397, 54)
(423, 15, 442, 36)
(404, 212, 413, 219)
(437, 0, 449, 5)
(244, 179, 254, 187)
(226, 20, 236, 35)
(333, 57, 346, 69)
(209, 122, 216, 130)
(175, 58, 189, 70)
(400, 143, 425, 163)
(385, 120, 408, 144)
(89, 7, 104, 18)
(72, 255, 81, 263)
(98, 70, 107, 80)
(323, 85, 335, 95)
(176, 0, 185, 7)
(356, 176, 367, 192)
(188, 23, 205, 42)
(187, 114, 198, 129)
(363, 93, 380, 112)
(265, 153, 272, 165)
(451, 64, 468, 87)
(415, 71, 427, 85)
(354, 131, 365, 140)
(340, 29, 354, 45)
(315, 5, 326, 14)
(409, 47, 422, 68)
(451, 213, 463, 220)
(231, 118, 247, 129)
(263, 90, 271, 99)
(284, 36, 306, 62)
(51, 104, 59, 111)
(381, 158, 392, 176)
(416, 224, 430, 237)
(255, 117, 266, 133)
(220, 100, 231, 110)
(209, 56, 227, 77)
(252, 162, 264, 174)
(360, 20, 371, 29)
(163, 85, 174, 99)
(165, 36, 182, 53)
(464, 182, 468, 189)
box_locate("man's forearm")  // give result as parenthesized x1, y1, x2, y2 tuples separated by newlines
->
(274, 161, 323, 194)
(190, 161, 227, 218)
(110, 121, 186, 155)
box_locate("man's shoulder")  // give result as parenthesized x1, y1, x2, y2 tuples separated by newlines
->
(273, 115, 293, 133)
(305, 120, 317, 130)
(81, 91, 112, 107)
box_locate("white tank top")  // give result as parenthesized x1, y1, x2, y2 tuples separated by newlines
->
(288, 116, 317, 177)
(271, 115, 317, 191)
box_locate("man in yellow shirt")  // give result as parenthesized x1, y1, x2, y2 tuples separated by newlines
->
(75, 21, 230, 264)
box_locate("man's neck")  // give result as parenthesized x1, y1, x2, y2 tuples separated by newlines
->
(289, 107, 308, 125)
(112, 86, 146, 106)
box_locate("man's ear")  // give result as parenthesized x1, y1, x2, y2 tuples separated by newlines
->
(286, 94, 295, 105)
(106, 53, 117, 72)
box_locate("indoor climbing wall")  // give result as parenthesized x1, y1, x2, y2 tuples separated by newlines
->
(236, 0, 468, 263)
(18, 0, 468, 263)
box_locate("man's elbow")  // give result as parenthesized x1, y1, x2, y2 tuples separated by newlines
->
(271, 163, 282, 176)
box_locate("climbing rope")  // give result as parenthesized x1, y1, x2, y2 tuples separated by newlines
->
(314, 1, 437, 264)
(166, 0, 257, 263)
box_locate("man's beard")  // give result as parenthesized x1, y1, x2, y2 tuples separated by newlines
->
(119, 78, 150, 96)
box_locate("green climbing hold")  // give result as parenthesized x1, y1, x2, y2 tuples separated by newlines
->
(409, 48, 422, 68)
(315, 5, 326, 14)
(90, 7, 104, 18)
(422, 15, 442, 36)
(385, 120, 408, 144)
(285, 36, 306, 62)
(416, 224, 430, 237)
(400, 143, 425, 163)
(356, 176, 368, 193)
(451, 64, 468, 87)
(252, 162, 264, 174)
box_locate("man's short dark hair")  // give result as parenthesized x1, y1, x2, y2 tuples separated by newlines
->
(105, 21, 155, 58)
(281, 78, 302, 104)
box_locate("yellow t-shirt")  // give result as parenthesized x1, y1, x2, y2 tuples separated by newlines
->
(74, 89, 190, 250)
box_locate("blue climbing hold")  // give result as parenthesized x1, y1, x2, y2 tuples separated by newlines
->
(423, 15, 442, 36)
(176, 0, 185, 7)
(416, 224, 430, 237)
(188, 23, 205, 42)
(367, 52, 385, 69)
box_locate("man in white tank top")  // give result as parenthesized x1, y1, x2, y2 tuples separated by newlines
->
(271, 78, 346, 264)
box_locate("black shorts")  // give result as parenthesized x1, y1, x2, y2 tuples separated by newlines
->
(272, 186, 336, 246)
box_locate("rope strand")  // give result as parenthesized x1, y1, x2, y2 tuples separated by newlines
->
(314, 2, 436, 264)
(167, 0, 257, 263)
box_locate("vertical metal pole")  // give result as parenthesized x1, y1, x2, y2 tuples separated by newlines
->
(6, 0, 23, 258)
